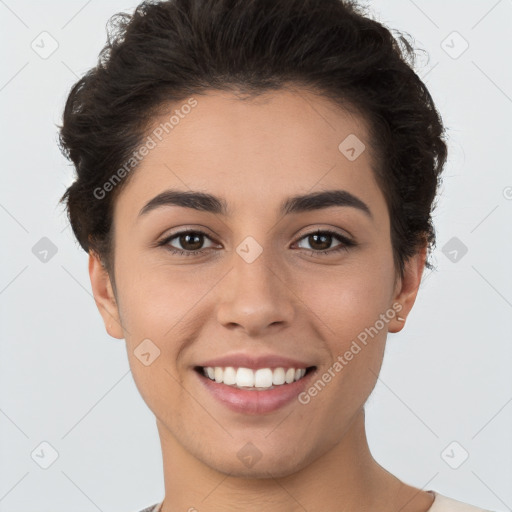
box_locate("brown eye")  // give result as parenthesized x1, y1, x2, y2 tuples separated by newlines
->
(303, 232, 334, 251)
(160, 230, 216, 255)
(295, 229, 355, 255)
(175, 232, 205, 251)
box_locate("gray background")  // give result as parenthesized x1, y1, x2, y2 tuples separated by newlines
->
(1, 0, 511, 510)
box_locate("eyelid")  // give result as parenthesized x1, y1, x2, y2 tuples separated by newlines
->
(157, 225, 219, 244)
(158, 225, 353, 245)
(293, 225, 354, 243)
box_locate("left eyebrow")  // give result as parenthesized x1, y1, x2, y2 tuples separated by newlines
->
(281, 189, 372, 219)
(137, 188, 372, 219)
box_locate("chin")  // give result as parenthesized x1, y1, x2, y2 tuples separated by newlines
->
(200, 446, 313, 480)
(209, 459, 303, 479)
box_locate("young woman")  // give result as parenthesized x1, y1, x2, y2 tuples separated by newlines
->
(58, 0, 495, 510)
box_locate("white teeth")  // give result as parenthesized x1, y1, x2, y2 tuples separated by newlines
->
(223, 366, 237, 385)
(236, 367, 254, 387)
(254, 368, 273, 388)
(201, 366, 309, 389)
(285, 368, 295, 384)
(272, 367, 286, 385)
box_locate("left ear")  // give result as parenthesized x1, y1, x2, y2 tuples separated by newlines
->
(388, 244, 427, 334)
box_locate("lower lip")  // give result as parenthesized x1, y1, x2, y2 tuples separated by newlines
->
(195, 368, 316, 415)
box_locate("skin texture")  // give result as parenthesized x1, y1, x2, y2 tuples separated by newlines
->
(89, 89, 434, 512)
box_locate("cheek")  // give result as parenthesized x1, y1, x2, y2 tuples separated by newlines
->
(114, 258, 191, 332)
(113, 261, 196, 409)
(304, 255, 396, 341)
(298, 270, 392, 422)
(115, 232, 395, 350)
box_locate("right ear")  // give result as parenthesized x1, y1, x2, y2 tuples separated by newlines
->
(88, 251, 124, 339)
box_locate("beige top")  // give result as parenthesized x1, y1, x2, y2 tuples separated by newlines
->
(141, 491, 494, 511)
(426, 491, 493, 511)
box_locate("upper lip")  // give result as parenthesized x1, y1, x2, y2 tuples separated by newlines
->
(196, 353, 315, 370)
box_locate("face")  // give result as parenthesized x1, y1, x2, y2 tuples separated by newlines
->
(90, 89, 425, 478)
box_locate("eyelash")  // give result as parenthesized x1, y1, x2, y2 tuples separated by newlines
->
(157, 228, 356, 258)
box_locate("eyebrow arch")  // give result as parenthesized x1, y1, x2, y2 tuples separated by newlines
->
(138, 189, 372, 219)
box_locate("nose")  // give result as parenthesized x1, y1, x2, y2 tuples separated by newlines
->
(215, 248, 296, 337)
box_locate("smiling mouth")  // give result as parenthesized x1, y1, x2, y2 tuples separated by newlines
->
(194, 365, 317, 390)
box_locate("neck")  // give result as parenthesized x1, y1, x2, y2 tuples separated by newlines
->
(156, 409, 423, 512)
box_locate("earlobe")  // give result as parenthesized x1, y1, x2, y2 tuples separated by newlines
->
(388, 245, 427, 334)
(88, 251, 125, 339)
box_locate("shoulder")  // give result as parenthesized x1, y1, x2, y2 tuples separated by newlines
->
(428, 491, 495, 512)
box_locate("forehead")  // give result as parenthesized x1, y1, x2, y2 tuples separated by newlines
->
(113, 88, 387, 224)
